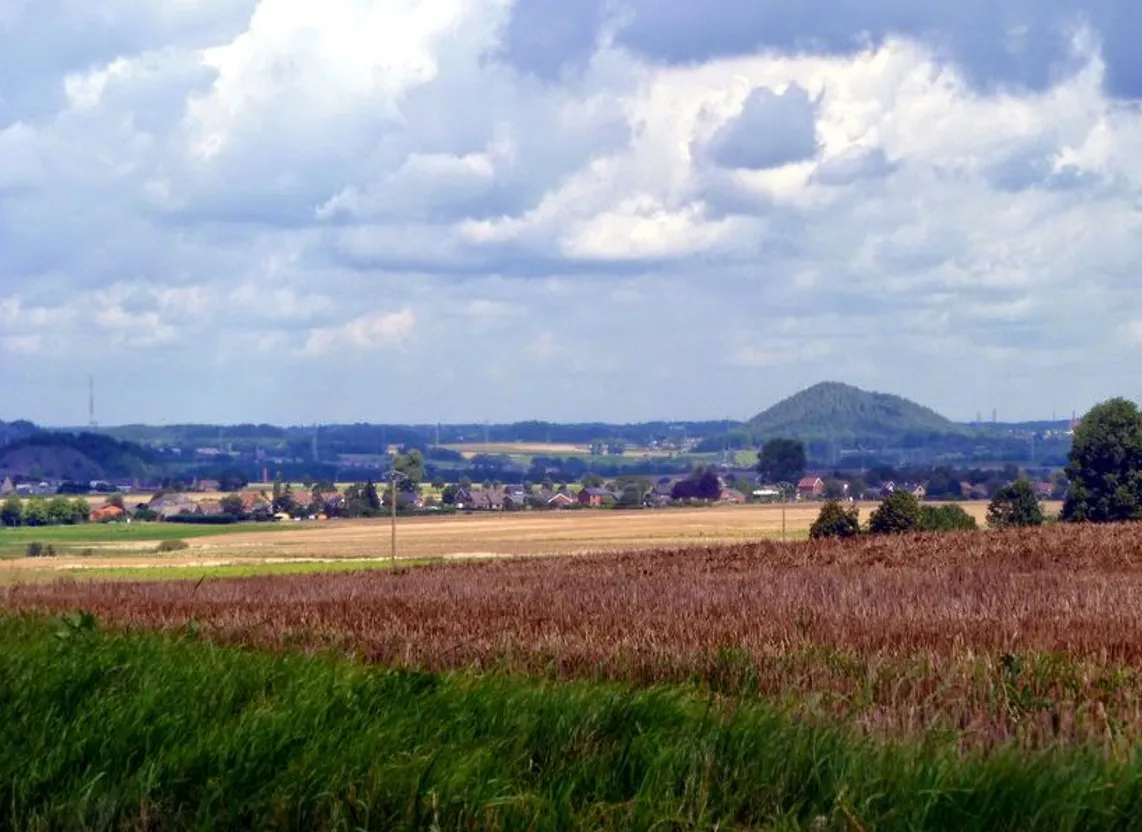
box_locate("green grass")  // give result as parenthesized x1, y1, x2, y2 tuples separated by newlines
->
(44, 558, 444, 582)
(4, 614, 1142, 831)
(0, 522, 281, 558)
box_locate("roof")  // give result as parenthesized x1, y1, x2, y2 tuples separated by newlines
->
(91, 504, 125, 519)
(797, 476, 823, 488)
(582, 488, 615, 497)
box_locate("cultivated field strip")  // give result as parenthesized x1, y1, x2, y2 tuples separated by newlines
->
(9, 523, 1142, 746)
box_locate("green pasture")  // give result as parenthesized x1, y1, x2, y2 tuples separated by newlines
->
(0, 521, 281, 558)
(3, 614, 1142, 831)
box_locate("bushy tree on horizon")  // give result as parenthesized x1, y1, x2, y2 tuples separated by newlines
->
(868, 489, 921, 535)
(1062, 398, 1142, 523)
(919, 503, 978, 532)
(987, 479, 1044, 528)
(1, 493, 22, 527)
(809, 500, 860, 539)
(220, 493, 246, 518)
(756, 438, 807, 485)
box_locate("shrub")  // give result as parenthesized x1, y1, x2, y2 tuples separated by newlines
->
(165, 513, 242, 525)
(155, 539, 190, 553)
(918, 504, 978, 532)
(809, 500, 860, 539)
(24, 542, 55, 557)
(868, 490, 921, 535)
(988, 479, 1045, 528)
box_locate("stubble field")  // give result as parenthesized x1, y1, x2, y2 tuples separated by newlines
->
(2, 502, 1045, 578)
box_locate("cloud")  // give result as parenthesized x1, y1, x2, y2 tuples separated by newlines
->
(1, 2, 1142, 424)
(302, 308, 416, 357)
(703, 84, 819, 170)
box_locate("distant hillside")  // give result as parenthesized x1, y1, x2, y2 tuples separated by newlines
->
(0, 432, 160, 481)
(0, 419, 40, 447)
(743, 382, 970, 444)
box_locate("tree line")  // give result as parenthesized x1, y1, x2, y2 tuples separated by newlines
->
(808, 396, 1142, 538)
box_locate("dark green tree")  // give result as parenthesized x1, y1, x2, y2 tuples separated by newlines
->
(822, 478, 848, 500)
(392, 450, 425, 488)
(809, 500, 860, 539)
(272, 475, 296, 515)
(918, 504, 978, 532)
(364, 481, 382, 514)
(987, 479, 1044, 528)
(617, 485, 645, 508)
(757, 438, 807, 484)
(106, 492, 126, 510)
(868, 489, 921, 534)
(220, 493, 246, 518)
(23, 497, 49, 527)
(47, 496, 76, 525)
(70, 498, 91, 524)
(1, 494, 22, 527)
(1062, 398, 1142, 522)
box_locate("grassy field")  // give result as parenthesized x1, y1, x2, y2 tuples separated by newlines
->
(4, 612, 1142, 830)
(0, 521, 287, 559)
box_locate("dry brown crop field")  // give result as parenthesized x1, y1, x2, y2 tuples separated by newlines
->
(7, 522, 1142, 749)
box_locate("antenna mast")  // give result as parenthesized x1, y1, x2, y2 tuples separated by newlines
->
(88, 376, 97, 428)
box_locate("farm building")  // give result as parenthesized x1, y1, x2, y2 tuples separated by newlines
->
(147, 494, 196, 520)
(578, 488, 617, 507)
(89, 504, 125, 523)
(796, 477, 825, 499)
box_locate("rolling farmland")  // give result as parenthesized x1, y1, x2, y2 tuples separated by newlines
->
(7, 522, 1141, 747)
(1, 502, 1047, 578)
(5, 520, 1142, 828)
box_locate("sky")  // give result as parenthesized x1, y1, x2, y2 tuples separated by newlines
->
(2, 1, 1142, 426)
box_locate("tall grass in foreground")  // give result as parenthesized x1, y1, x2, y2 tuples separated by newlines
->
(3, 615, 1142, 831)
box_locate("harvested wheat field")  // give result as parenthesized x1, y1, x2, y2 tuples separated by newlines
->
(0, 502, 1042, 577)
(7, 521, 1141, 749)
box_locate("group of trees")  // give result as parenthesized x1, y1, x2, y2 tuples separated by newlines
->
(809, 395, 1142, 539)
(2, 493, 94, 527)
(810, 481, 1043, 540)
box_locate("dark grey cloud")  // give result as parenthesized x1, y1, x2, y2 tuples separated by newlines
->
(498, 0, 1141, 99)
(0, 1, 256, 124)
(985, 142, 1109, 192)
(497, 0, 605, 80)
(704, 85, 818, 170)
(812, 147, 896, 187)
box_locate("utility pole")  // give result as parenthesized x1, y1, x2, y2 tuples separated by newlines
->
(777, 481, 793, 541)
(390, 450, 398, 567)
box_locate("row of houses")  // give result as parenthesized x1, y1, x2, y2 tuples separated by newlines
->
(792, 475, 1059, 501)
